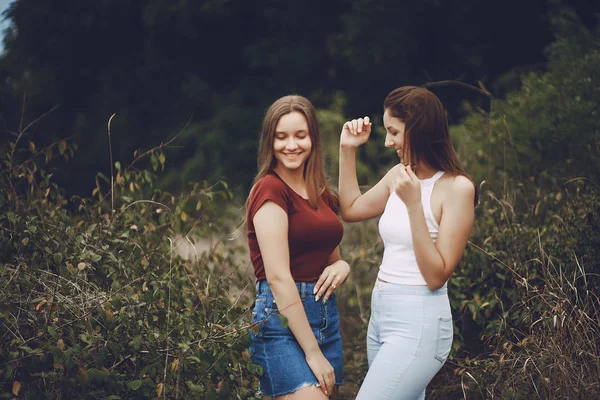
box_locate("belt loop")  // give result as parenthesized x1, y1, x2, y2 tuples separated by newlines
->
(300, 282, 306, 301)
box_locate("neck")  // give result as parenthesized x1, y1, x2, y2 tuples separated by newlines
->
(274, 166, 305, 187)
(414, 164, 437, 180)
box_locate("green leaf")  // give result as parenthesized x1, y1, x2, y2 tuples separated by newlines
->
(130, 335, 142, 351)
(58, 140, 67, 155)
(47, 326, 56, 338)
(278, 314, 288, 328)
(247, 363, 263, 376)
(53, 252, 63, 264)
(128, 380, 142, 390)
(185, 381, 204, 393)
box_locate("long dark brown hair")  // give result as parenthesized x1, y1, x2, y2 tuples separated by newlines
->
(384, 86, 478, 204)
(252, 95, 337, 209)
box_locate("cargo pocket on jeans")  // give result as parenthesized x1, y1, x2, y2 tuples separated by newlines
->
(434, 317, 453, 363)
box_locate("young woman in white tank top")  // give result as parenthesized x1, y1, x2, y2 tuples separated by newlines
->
(338, 86, 477, 399)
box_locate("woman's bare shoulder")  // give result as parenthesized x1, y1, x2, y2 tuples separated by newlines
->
(437, 173, 474, 197)
(446, 174, 475, 201)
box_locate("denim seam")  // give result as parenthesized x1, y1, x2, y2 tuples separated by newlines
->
(319, 300, 327, 343)
(434, 316, 452, 363)
(374, 289, 381, 338)
(385, 296, 425, 397)
(263, 340, 275, 395)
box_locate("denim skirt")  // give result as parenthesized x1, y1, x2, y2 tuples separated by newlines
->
(249, 280, 343, 397)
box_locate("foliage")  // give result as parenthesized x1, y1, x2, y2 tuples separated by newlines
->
(0, 0, 572, 198)
(450, 8, 600, 188)
(429, 10, 600, 398)
(1, 6, 600, 400)
(0, 136, 260, 399)
(333, 10, 600, 398)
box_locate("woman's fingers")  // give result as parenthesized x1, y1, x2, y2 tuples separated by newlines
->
(396, 166, 408, 185)
(342, 121, 352, 134)
(315, 273, 336, 301)
(314, 268, 329, 296)
(317, 376, 326, 395)
(357, 116, 372, 133)
(315, 370, 333, 396)
(406, 164, 418, 181)
(357, 118, 364, 133)
(320, 370, 334, 396)
(345, 117, 372, 135)
(323, 275, 341, 301)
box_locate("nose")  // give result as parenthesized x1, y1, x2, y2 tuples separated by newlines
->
(285, 137, 299, 150)
(384, 134, 394, 148)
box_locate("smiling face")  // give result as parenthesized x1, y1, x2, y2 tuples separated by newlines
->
(383, 108, 408, 164)
(272, 111, 312, 174)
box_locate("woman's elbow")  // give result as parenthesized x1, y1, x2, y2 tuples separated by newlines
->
(265, 273, 293, 289)
(340, 210, 353, 222)
(426, 280, 446, 291)
(340, 209, 362, 222)
(425, 272, 448, 291)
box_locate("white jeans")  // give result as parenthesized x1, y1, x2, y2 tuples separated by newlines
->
(356, 280, 453, 400)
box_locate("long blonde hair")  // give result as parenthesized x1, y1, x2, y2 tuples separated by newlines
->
(252, 95, 336, 209)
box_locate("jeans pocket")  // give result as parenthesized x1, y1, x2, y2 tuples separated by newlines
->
(251, 297, 268, 338)
(434, 317, 453, 363)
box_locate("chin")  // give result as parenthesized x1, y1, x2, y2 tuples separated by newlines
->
(278, 160, 305, 171)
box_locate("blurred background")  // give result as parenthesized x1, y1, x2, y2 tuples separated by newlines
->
(0, 0, 595, 199)
(1, 1, 599, 399)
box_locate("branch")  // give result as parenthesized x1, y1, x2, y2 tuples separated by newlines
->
(128, 115, 193, 169)
(108, 113, 116, 214)
(423, 80, 492, 98)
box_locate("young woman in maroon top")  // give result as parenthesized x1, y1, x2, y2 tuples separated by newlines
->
(247, 95, 350, 399)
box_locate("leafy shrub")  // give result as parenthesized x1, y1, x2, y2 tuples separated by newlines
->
(333, 10, 600, 398)
(0, 136, 260, 399)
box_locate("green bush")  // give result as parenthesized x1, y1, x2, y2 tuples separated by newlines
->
(333, 10, 600, 398)
(0, 138, 260, 399)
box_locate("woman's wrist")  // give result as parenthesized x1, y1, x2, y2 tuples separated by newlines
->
(304, 345, 323, 358)
(406, 202, 424, 215)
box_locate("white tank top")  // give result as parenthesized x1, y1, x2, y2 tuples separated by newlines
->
(377, 171, 445, 285)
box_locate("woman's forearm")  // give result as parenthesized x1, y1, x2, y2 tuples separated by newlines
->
(268, 276, 321, 356)
(406, 204, 447, 290)
(338, 146, 361, 218)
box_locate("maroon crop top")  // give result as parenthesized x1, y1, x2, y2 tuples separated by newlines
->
(246, 172, 343, 282)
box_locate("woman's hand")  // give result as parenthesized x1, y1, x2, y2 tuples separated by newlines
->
(340, 116, 372, 149)
(305, 349, 336, 397)
(393, 164, 421, 209)
(314, 260, 350, 302)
